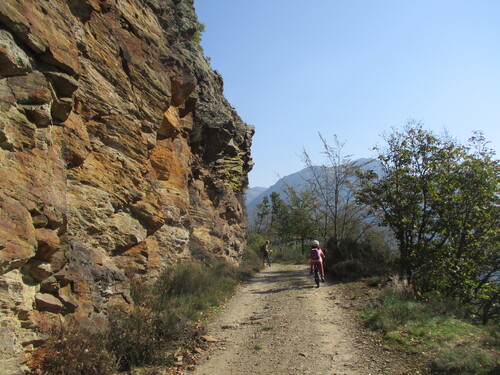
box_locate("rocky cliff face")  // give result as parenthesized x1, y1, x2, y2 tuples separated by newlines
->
(0, 0, 253, 373)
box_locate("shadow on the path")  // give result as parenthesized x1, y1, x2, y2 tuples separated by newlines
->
(248, 265, 330, 294)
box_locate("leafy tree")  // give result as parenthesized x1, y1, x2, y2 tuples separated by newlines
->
(250, 187, 319, 254)
(433, 132, 499, 322)
(281, 186, 320, 252)
(357, 122, 460, 281)
(357, 122, 499, 322)
(253, 195, 271, 234)
(270, 192, 287, 227)
(252, 192, 292, 239)
(302, 134, 374, 252)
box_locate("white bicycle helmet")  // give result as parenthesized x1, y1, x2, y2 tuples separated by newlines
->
(312, 240, 319, 247)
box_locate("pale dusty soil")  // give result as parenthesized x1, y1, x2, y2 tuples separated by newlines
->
(190, 264, 425, 375)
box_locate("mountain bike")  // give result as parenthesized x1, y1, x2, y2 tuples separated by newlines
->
(313, 263, 321, 288)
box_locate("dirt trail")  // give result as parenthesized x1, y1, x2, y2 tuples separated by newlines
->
(192, 264, 422, 375)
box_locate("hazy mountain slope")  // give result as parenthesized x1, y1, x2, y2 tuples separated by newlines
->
(245, 187, 268, 207)
(246, 158, 380, 221)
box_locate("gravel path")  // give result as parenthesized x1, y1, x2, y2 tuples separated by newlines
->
(191, 264, 423, 375)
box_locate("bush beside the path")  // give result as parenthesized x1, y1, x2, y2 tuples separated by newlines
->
(29, 254, 260, 374)
(361, 287, 499, 375)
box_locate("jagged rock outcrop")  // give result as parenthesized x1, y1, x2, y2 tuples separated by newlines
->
(0, 0, 253, 373)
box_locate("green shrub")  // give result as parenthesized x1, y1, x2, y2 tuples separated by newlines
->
(239, 247, 261, 279)
(129, 274, 149, 305)
(192, 21, 205, 43)
(423, 291, 468, 320)
(154, 262, 237, 318)
(429, 345, 497, 375)
(365, 276, 383, 287)
(247, 233, 266, 253)
(29, 326, 117, 375)
(363, 287, 499, 374)
(331, 260, 365, 280)
(272, 244, 305, 264)
(31, 259, 250, 373)
(107, 260, 243, 370)
(106, 306, 194, 371)
(325, 231, 397, 280)
(365, 288, 427, 333)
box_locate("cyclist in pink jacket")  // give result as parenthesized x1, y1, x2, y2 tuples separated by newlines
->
(309, 240, 325, 282)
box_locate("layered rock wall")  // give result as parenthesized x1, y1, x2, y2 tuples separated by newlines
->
(0, 0, 253, 373)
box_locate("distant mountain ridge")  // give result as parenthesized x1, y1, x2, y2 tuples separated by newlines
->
(244, 186, 267, 207)
(245, 158, 380, 220)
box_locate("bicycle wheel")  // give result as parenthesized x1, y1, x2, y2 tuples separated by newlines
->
(267, 255, 272, 267)
(314, 264, 320, 288)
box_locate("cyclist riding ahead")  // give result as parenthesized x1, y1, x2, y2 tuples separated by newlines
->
(309, 240, 325, 282)
(260, 240, 272, 267)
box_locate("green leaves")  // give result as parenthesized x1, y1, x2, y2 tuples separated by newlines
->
(357, 121, 499, 322)
(192, 21, 205, 44)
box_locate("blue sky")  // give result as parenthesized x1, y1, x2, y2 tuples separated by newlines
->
(194, 0, 500, 188)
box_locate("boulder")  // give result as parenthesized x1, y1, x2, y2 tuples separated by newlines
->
(34, 228, 60, 261)
(23, 259, 52, 282)
(7, 71, 52, 105)
(35, 293, 63, 313)
(0, 197, 37, 274)
(0, 29, 32, 77)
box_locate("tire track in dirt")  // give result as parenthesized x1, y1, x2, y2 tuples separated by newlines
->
(192, 264, 422, 375)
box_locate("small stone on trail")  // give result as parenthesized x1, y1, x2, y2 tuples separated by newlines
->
(201, 335, 219, 342)
(299, 352, 307, 357)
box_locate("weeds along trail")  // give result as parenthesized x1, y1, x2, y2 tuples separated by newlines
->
(192, 264, 419, 375)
